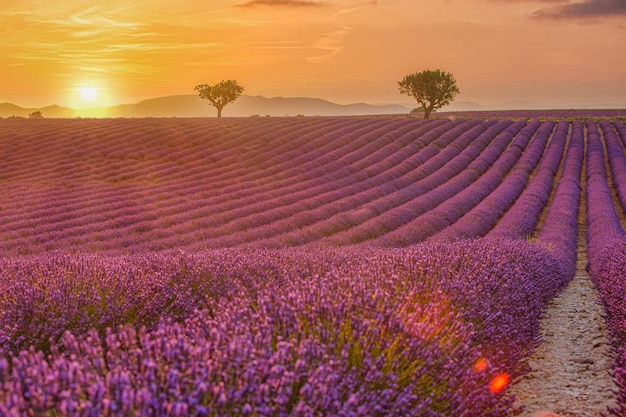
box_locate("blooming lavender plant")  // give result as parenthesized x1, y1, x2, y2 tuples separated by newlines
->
(0, 116, 624, 415)
(0, 241, 570, 416)
(584, 121, 626, 416)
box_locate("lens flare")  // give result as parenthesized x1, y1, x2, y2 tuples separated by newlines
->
(474, 358, 488, 373)
(489, 372, 510, 394)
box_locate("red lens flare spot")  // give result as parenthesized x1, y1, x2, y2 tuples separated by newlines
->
(474, 358, 488, 372)
(489, 372, 510, 394)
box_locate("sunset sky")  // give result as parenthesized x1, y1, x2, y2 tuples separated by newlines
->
(1, 0, 625, 109)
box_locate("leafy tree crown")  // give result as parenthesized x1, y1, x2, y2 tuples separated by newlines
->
(398, 69, 459, 118)
(194, 80, 244, 117)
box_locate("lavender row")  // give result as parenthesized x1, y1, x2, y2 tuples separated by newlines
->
(436, 109, 626, 119)
(432, 120, 560, 241)
(173, 120, 454, 232)
(489, 121, 577, 240)
(0, 240, 570, 416)
(309, 120, 513, 246)
(216, 120, 492, 247)
(371, 120, 532, 246)
(533, 121, 584, 276)
(585, 121, 626, 416)
(0, 119, 432, 254)
(0, 120, 476, 253)
(601, 120, 626, 216)
(0, 121, 452, 254)
(194, 118, 407, 197)
(587, 240, 626, 417)
(585, 121, 625, 260)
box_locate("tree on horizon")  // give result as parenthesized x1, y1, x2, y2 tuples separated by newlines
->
(194, 80, 244, 118)
(28, 110, 44, 119)
(398, 69, 459, 119)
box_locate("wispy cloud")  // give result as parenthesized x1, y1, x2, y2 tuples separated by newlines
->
(305, 3, 378, 64)
(237, 0, 327, 8)
(21, 5, 146, 35)
(1, 3, 229, 78)
(306, 25, 352, 63)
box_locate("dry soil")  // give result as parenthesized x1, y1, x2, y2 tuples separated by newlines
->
(511, 217, 618, 416)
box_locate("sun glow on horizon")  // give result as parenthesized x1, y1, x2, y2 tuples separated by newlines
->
(68, 82, 114, 116)
(1, 1, 625, 109)
(79, 87, 101, 103)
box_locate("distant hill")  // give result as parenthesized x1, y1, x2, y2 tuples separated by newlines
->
(0, 95, 413, 118)
(4, 95, 624, 119)
(0, 103, 76, 118)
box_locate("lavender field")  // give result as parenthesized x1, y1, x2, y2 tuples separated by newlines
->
(1, 115, 626, 416)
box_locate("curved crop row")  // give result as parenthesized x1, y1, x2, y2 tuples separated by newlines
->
(585, 121, 624, 260)
(489, 121, 576, 240)
(370, 120, 530, 246)
(0, 119, 621, 255)
(585, 120, 626, 416)
(220, 120, 492, 248)
(432, 120, 559, 241)
(172, 120, 455, 237)
(308, 120, 512, 246)
(0, 118, 492, 254)
(533, 120, 584, 276)
(602, 120, 626, 216)
(0, 118, 613, 255)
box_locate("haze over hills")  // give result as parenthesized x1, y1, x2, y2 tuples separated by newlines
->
(3, 95, 623, 119)
(0, 95, 415, 118)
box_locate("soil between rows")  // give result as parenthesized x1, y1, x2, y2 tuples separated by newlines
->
(511, 190, 618, 416)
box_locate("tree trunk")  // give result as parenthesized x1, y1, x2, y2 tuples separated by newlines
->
(423, 107, 433, 119)
(216, 106, 223, 118)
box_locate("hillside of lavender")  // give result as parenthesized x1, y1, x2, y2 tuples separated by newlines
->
(1, 115, 625, 416)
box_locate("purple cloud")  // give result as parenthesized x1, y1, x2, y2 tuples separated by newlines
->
(532, 0, 626, 20)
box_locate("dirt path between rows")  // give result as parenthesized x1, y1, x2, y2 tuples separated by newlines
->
(511, 213, 618, 415)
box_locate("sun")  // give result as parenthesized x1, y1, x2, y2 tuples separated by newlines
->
(78, 87, 101, 103)
(70, 82, 112, 116)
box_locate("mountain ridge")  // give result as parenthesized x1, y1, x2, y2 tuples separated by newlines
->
(0, 95, 415, 118)
(2, 95, 624, 119)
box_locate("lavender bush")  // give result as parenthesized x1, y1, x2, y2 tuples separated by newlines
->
(0, 241, 571, 416)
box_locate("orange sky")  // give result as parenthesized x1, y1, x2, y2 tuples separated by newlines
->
(1, 0, 625, 109)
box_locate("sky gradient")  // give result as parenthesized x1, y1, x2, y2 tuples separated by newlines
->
(1, 0, 625, 109)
